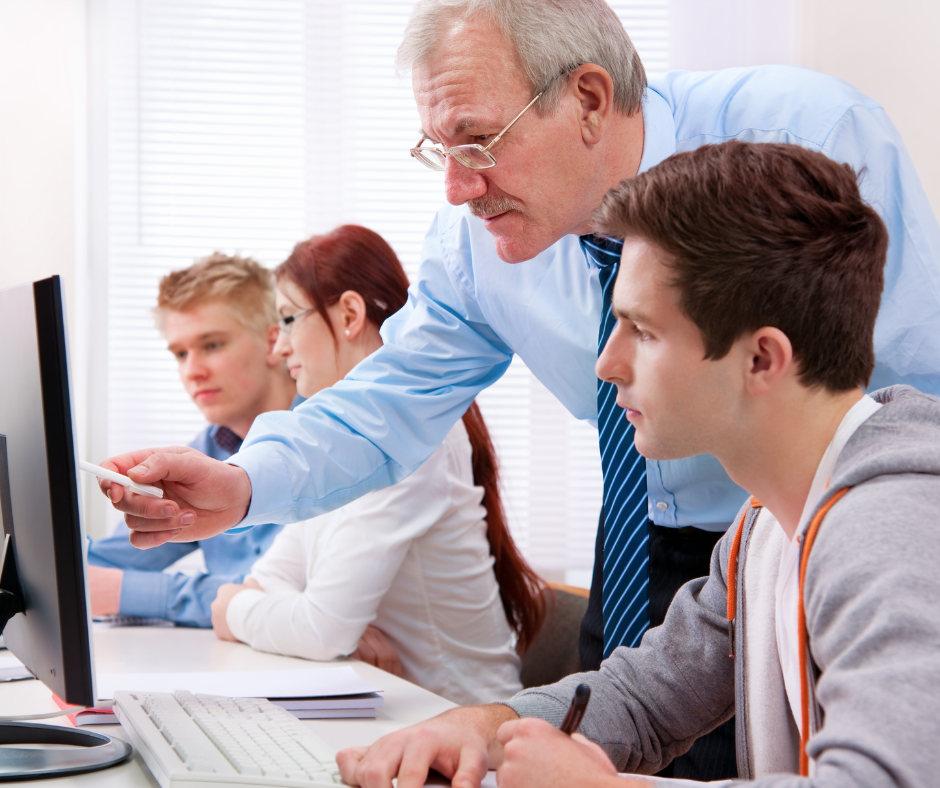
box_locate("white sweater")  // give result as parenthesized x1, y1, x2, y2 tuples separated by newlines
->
(226, 420, 522, 705)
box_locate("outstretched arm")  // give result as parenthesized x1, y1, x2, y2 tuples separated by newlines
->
(99, 216, 513, 545)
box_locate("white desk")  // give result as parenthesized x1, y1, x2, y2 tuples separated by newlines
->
(0, 624, 455, 786)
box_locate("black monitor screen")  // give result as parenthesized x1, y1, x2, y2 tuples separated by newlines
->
(0, 275, 95, 707)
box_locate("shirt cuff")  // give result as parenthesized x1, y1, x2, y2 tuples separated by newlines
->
(225, 447, 292, 529)
(119, 570, 172, 619)
(225, 588, 266, 644)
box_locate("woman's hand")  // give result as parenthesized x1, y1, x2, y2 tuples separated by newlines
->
(210, 577, 261, 641)
(351, 626, 404, 677)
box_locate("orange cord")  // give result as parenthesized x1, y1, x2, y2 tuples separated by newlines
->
(797, 487, 849, 776)
(726, 497, 761, 656)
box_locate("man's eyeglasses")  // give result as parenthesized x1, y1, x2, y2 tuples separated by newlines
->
(278, 307, 315, 335)
(410, 92, 543, 172)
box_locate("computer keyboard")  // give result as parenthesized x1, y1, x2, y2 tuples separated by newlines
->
(113, 689, 346, 787)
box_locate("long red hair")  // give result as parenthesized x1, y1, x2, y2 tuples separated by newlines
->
(276, 225, 546, 652)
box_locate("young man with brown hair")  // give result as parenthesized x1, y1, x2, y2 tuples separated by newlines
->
(335, 141, 940, 787)
(87, 253, 296, 627)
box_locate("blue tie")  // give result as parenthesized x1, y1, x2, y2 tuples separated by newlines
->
(580, 235, 650, 657)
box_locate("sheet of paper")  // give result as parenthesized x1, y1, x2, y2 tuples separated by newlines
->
(97, 665, 381, 701)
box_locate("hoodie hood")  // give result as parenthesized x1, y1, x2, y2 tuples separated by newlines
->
(828, 385, 940, 492)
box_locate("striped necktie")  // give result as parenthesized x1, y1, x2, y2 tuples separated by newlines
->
(580, 234, 650, 656)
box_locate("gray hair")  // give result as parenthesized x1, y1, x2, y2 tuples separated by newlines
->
(397, 0, 646, 115)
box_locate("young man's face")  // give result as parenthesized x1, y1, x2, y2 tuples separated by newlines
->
(595, 238, 742, 461)
(164, 300, 277, 432)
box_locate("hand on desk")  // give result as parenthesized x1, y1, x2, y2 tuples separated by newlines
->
(337, 705, 635, 788)
(211, 577, 262, 641)
(351, 626, 404, 677)
(337, 704, 515, 788)
(96, 446, 252, 548)
(88, 565, 123, 617)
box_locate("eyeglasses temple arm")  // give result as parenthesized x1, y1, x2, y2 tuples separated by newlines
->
(483, 92, 543, 152)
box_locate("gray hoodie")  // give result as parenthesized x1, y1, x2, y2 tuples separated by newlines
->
(507, 386, 940, 787)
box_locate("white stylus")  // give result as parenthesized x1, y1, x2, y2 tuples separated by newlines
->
(79, 461, 165, 499)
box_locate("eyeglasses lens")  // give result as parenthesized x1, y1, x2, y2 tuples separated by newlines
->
(412, 148, 446, 170)
(450, 146, 495, 169)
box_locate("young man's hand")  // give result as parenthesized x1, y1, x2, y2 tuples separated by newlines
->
(210, 577, 262, 641)
(337, 704, 518, 788)
(96, 446, 252, 548)
(351, 626, 404, 677)
(496, 718, 637, 788)
(87, 565, 123, 617)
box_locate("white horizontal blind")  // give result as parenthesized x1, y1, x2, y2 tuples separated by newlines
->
(105, 0, 308, 455)
(97, 0, 669, 577)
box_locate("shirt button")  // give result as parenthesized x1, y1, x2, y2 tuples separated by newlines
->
(655, 501, 668, 512)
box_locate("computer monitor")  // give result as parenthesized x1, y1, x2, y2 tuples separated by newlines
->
(0, 275, 131, 779)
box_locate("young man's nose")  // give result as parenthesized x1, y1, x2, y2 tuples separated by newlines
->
(182, 354, 209, 380)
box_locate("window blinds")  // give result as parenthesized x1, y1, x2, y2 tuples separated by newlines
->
(93, 0, 668, 577)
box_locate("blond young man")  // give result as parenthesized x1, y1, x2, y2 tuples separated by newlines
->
(87, 254, 296, 627)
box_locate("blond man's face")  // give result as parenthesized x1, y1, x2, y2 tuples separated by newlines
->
(163, 300, 275, 432)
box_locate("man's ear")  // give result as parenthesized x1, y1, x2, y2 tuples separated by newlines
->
(742, 327, 794, 396)
(335, 290, 369, 340)
(263, 324, 282, 366)
(569, 64, 615, 145)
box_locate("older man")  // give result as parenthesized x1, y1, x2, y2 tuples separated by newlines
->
(100, 0, 940, 779)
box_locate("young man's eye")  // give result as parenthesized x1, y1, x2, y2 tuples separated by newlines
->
(632, 324, 651, 341)
(205, 342, 223, 352)
(174, 350, 187, 361)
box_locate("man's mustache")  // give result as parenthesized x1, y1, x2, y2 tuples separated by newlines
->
(468, 194, 522, 218)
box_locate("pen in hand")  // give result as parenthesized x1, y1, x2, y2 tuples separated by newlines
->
(559, 683, 591, 735)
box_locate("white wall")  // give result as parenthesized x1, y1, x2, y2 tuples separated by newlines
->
(800, 0, 940, 218)
(0, 0, 82, 308)
(0, 0, 96, 528)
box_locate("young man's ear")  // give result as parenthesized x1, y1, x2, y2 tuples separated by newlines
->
(263, 324, 282, 364)
(742, 327, 794, 396)
(335, 291, 369, 340)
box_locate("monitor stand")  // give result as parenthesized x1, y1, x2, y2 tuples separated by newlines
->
(0, 534, 133, 779)
(0, 722, 132, 780)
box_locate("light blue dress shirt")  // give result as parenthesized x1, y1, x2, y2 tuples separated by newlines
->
(230, 65, 940, 533)
(88, 424, 285, 626)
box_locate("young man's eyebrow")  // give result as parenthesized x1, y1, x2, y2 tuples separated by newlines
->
(166, 330, 229, 351)
(612, 304, 650, 323)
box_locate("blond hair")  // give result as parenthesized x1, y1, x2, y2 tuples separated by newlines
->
(153, 252, 277, 338)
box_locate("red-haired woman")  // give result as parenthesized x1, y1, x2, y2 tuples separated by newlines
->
(210, 225, 544, 704)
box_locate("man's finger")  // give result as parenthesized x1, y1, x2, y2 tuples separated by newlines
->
(337, 747, 367, 786)
(128, 528, 182, 549)
(125, 450, 208, 484)
(448, 745, 488, 788)
(496, 719, 520, 746)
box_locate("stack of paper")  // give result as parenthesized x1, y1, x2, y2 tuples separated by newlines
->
(60, 666, 384, 725)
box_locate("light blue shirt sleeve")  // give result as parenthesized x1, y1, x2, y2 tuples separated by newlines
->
(230, 211, 515, 526)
